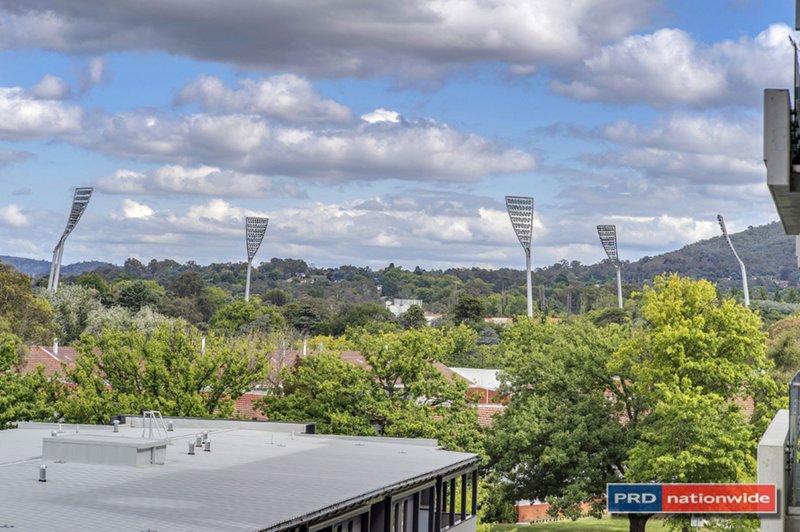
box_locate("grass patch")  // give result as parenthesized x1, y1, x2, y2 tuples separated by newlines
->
(485, 516, 670, 531)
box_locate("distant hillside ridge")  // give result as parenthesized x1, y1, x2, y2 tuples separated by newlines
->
(621, 221, 796, 285)
(0, 256, 114, 278)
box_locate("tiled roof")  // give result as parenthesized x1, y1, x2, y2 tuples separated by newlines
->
(19, 346, 77, 376)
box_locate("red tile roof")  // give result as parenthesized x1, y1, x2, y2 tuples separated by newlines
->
(19, 346, 77, 377)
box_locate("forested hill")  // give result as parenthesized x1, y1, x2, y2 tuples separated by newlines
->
(0, 256, 113, 278)
(620, 221, 796, 285)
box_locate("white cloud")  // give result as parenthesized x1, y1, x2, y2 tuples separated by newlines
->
(113, 199, 154, 220)
(0, 0, 657, 80)
(97, 164, 305, 198)
(0, 87, 82, 140)
(85, 109, 535, 183)
(176, 75, 351, 123)
(31, 74, 70, 100)
(578, 111, 762, 185)
(0, 204, 28, 227)
(552, 24, 795, 107)
(361, 109, 401, 124)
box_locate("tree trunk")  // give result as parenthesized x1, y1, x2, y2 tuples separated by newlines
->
(628, 513, 652, 532)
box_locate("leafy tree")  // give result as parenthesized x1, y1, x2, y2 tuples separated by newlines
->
(75, 272, 115, 305)
(263, 352, 384, 435)
(59, 321, 273, 423)
(210, 298, 285, 335)
(0, 331, 60, 429)
(327, 302, 394, 336)
(587, 307, 629, 327)
(160, 296, 204, 324)
(0, 262, 54, 343)
(612, 275, 780, 531)
(264, 288, 290, 306)
(42, 284, 104, 344)
(85, 306, 172, 337)
(398, 304, 426, 329)
(171, 271, 205, 298)
(116, 279, 164, 312)
(282, 301, 326, 335)
(451, 294, 485, 325)
(487, 318, 630, 520)
(197, 286, 229, 322)
(263, 328, 482, 453)
(766, 316, 800, 385)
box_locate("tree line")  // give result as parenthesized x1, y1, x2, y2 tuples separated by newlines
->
(3, 257, 799, 530)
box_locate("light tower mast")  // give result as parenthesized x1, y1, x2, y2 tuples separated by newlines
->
(244, 217, 269, 302)
(48, 187, 93, 291)
(717, 214, 749, 307)
(505, 196, 534, 317)
(596, 224, 623, 308)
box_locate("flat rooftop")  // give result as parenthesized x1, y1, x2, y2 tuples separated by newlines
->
(0, 418, 478, 531)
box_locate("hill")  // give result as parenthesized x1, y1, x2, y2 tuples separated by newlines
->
(0, 256, 115, 279)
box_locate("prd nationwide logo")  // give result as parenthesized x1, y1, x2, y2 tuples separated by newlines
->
(607, 484, 777, 514)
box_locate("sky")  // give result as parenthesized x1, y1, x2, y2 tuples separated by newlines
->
(0, 0, 795, 271)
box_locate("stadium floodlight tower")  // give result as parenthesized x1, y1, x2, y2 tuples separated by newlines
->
(596, 225, 623, 309)
(244, 216, 269, 302)
(717, 214, 749, 307)
(505, 196, 534, 317)
(47, 187, 93, 292)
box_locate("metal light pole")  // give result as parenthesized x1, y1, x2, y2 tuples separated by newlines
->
(597, 225, 623, 309)
(244, 217, 269, 302)
(48, 187, 93, 291)
(505, 196, 534, 317)
(717, 214, 749, 307)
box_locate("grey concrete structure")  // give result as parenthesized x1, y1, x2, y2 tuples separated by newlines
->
(0, 418, 479, 532)
(759, 409, 790, 532)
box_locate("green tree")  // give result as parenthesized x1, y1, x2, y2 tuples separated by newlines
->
(263, 328, 482, 453)
(398, 304, 426, 329)
(327, 302, 394, 336)
(160, 296, 204, 324)
(487, 317, 631, 520)
(0, 262, 54, 343)
(210, 298, 285, 335)
(0, 331, 60, 429)
(171, 271, 205, 298)
(42, 284, 103, 344)
(264, 288, 290, 306)
(59, 321, 273, 423)
(766, 316, 800, 385)
(116, 279, 164, 312)
(451, 294, 485, 326)
(612, 275, 779, 531)
(75, 272, 115, 305)
(197, 286, 229, 322)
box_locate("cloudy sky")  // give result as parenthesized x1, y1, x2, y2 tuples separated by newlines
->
(0, 0, 793, 270)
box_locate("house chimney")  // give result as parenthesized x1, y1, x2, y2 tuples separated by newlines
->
(53, 338, 58, 355)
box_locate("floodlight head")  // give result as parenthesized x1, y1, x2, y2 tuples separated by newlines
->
(717, 214, 729, 237)
(505, 196, 533, 253)
(59, 187, 93, 245)
(596, 225, 619, 264)
(245, 217, 269, 262)
(717, 214, 737, 253)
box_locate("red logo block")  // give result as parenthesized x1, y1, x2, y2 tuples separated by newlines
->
(661, 484, 776, 514)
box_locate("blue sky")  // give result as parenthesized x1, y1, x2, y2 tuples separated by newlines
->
(0, 0, 794, 270)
